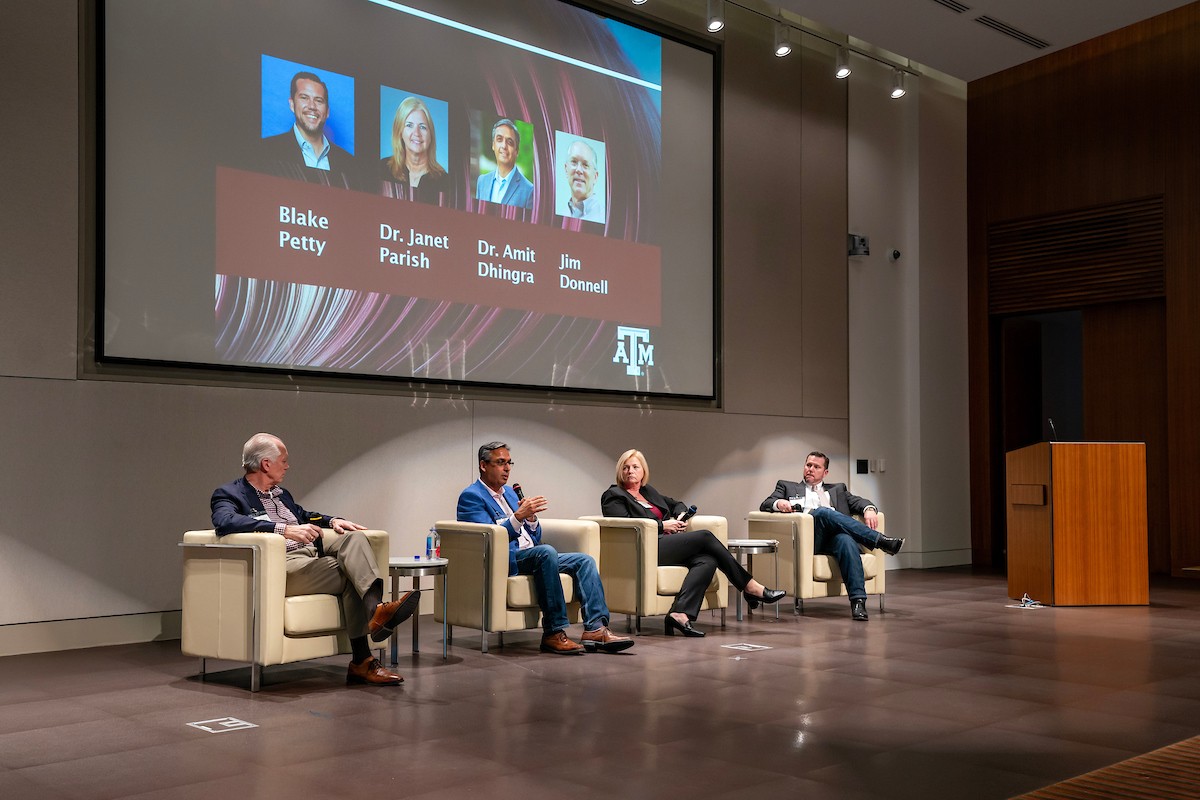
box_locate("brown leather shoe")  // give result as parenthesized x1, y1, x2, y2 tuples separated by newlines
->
(347, 657, 403, 685)
(368, 590, 420, 642)
(579, 626, 635, 654)
(540, 630, 585, 655)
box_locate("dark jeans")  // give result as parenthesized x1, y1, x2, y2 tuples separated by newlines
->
(513, 544, 610, 634)
(809, 507, 881, 601)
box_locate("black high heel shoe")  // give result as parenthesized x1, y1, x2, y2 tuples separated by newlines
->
(664, 615, 705, 637)
(743, 587, 786, 609)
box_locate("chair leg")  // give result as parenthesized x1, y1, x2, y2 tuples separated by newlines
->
(627, 614, 634, 634)
(795, 598, 804, 615)
(498, 632, 505, 648)
(878, 594, 885, 613)
(250, 663, 261, 693)
(720, 607, 726, 628)
(481, 631, 489, 653)
(447, 624, 454, 645)
(198, 657, 206, 680)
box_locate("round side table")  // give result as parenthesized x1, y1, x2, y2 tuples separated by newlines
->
(725, 539, 780, 621)
(387, 556, 448, 663)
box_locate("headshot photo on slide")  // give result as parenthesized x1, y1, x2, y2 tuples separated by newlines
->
(378, 88, 451, 205)
(473, 113, 535, 210)
(555, 131, 606, 224)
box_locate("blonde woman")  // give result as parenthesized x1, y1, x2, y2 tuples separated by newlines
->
(601, 449, 784, 637)
(380, 96, 449, 203)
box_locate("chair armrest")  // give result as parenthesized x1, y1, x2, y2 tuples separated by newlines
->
(747, 511, 816, 588)
(319, 529, 389, 575)
(582, 516, 658, 615)
(540, 518, 601, 562)
(433, 520, 510, 631)
(687, 515, 727, 545)
(181, 529, 289, 663)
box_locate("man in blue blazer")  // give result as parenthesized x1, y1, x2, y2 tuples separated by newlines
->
(475, 119, 534, 209)
(211, 433, 418, 685)
(456, 441, 632, 655)
(761, 450, 905, 621)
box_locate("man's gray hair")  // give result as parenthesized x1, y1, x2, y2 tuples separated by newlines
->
(243, 433, 283, 473)
(478, 441, 509, 464)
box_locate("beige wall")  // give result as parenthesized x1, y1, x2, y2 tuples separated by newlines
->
(0, 0, 969, 652)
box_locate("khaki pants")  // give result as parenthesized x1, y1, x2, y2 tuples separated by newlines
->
(284, 531, 381, 638)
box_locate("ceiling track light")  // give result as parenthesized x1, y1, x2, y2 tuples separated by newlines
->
(890, 69, 907, 99)
(773, 22, 792, 57)
(706, 0, 725, 33)
(631, 0, 648, 5)
(835, 47, 852, 79)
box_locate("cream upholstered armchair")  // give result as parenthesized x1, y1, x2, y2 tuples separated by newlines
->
(745, 511, 887, 613)
(580, 515, 728, 634)
(432, 518, 600, 652)
(180, 528, 389, 691)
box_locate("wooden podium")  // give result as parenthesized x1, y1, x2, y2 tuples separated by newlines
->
(1006, 442, 1148, 605)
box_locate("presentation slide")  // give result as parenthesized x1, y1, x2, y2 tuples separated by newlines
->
(101, 0, 715, 397)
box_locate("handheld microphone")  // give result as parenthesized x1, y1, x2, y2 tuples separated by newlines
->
(513, 483, 525, 502)
(677, 505, 698, 522)
(1048, 418, 1058, 442)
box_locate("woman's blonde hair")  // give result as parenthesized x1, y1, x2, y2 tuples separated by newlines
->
(386, 96, 448, 182)
(615, 449, 649, 486)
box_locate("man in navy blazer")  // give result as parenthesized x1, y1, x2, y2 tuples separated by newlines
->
(760, 450, 905, 621)
(210, 433, 418, 685)
(456, 441, 632, 655)
(475, 119, 534, 209)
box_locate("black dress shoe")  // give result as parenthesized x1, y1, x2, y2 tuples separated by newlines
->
(876, 535, 905, 556)
(743, 587, 786, 608)
(758, 588, 786, 604)
(664, 615, 705, 637)
(851, 598, 869, 621)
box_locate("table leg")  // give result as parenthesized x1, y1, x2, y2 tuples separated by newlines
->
(412, 578, 421, 654)
(773, 545, 780, 619)
(736, 552, 746, 622)
(389, 571, 399, 666)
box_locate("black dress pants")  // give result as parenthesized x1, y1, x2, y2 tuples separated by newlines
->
(657, 530, 752, 620)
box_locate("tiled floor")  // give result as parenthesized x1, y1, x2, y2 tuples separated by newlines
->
(2, 567, 1199, 800)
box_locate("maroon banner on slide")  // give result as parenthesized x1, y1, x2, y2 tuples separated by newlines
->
(215, 167, 661, 326)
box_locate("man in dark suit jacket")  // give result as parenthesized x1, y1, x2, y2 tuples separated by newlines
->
(456, 441, 632, 655)
(260, 71, 359, 189)
(210, 433, 418, 685)
(760, 450, 905, 621)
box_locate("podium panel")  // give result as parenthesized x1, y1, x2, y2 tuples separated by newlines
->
(1006, 442, 1148, 606)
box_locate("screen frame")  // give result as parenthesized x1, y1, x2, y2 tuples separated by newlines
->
(86, 0, 723, 404)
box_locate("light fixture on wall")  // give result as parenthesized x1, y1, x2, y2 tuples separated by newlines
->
(773, 22, 792, 57)
(706, 0, 725, 32)
(890, 69, 907, 99)
(835, 47, 852, 79)
(631, 0, 648, 5)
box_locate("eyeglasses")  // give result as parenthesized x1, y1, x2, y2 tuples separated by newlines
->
(488, 459, 515, 467)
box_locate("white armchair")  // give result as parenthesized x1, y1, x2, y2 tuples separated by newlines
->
(580, 515, 728, 633)
(180, 529, 390, 691)
(745, 512, 887, 613)
(432, 518, 600, 652)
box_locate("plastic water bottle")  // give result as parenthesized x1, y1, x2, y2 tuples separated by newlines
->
(426, 527, 441, 559)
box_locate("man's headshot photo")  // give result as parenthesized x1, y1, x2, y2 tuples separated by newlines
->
(260, 55, 356, 183)
(474, 115, 534, 210)
(554, 132, 606, 223)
